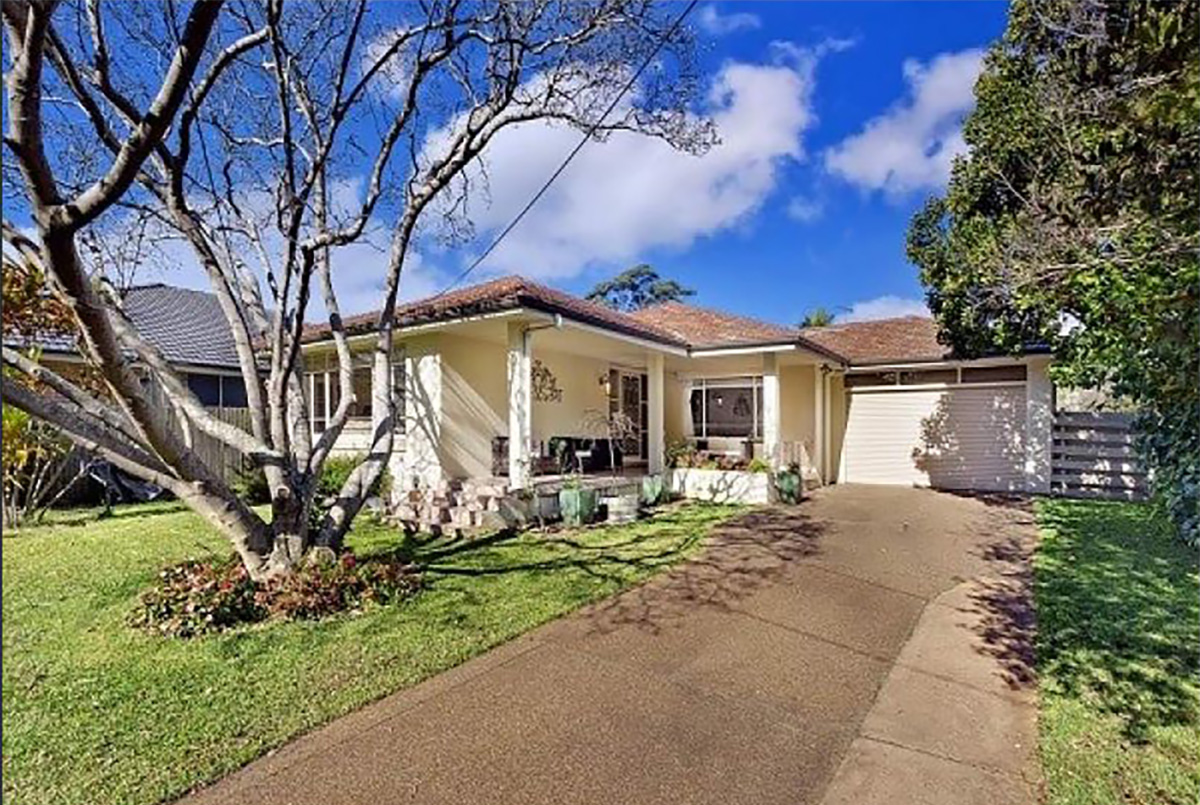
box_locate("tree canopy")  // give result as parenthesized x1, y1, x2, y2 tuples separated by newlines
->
(799, 307, 835, 328)
(585, 264, 695, 312)
(1, 0, 711, 578)
(908, 0, 1199, 541)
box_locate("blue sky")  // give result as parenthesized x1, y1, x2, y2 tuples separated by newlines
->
(5, 2, 1011, 327)
(388, 1, 1011, 326)
(538, 1, 1011, 325)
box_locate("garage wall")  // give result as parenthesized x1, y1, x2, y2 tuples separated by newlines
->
(779, 364, 816, 450)
(828, 372, 846, 483)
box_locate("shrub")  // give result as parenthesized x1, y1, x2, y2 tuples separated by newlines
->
(317, 454, 388, 500)
(746, 458, 771, 473)
(259, 553, 420, 621)
(130, 558, 263, 638)
(231, 465, 270, 504)
(131, 552, 421, 638)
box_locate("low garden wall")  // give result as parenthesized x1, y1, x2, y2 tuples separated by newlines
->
(665, 468, 774, 505)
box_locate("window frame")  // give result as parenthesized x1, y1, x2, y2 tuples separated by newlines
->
(304, 346, 406, 435)
(689, 376, 763, 440)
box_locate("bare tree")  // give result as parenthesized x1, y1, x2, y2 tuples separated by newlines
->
(2, 0, 712, 579)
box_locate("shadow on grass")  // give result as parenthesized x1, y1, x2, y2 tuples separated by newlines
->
(1035, 499, 1199, 742)
(23, 500, 191, 531)
(366, 503, 828, 637)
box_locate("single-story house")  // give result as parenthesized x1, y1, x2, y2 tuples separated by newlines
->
(299, 276, 1054, 510)
(4, 283, 249, 409)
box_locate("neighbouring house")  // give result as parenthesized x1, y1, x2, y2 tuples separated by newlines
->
(298, 276, 1055, 518)
(3, 283, 250, 409)
(4, 284, 252, 485)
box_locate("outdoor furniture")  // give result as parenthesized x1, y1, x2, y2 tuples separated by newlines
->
(548, 436, 623, 474)
(492, 436, 623, 476)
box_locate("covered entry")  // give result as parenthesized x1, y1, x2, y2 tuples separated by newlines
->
(839, 364, 1030, 492)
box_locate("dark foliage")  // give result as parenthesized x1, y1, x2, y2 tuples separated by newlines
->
(131, 552, 421, 638)
(908, 0, 1199, 542)
(585, 264, 695, 312)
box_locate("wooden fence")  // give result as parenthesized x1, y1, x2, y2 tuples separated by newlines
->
(192, 407, 254, 485)
(1051, 411, 1148, 501)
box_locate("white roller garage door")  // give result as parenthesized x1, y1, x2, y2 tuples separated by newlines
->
(841, 385, 1027, 491)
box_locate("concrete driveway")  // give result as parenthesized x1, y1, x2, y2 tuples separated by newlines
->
(184, 485, 1041, 805)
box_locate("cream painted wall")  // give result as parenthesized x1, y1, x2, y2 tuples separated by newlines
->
(664, 373, 685, 443)
(437, 333, 508, 479)
(779, 364, 816, 449)
(828, 372, 846, 483)
(393, 331, 623, 479)
(528, 342, 612, 446)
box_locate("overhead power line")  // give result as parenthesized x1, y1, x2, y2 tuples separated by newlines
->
(435, 0, 699, 296)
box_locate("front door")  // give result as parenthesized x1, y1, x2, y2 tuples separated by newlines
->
(610, 370, 648, 462)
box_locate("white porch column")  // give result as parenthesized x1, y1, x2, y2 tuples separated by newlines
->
(506, 322, 532, 488)
(647, 352, 665, 473)
(822, 366, 833, 482)
(762, 353, 781, 468)
(813, 365, 826, 484)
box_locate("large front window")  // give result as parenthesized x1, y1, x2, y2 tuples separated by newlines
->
(689, 377, 763, 439)
(304, 350, 405, 434)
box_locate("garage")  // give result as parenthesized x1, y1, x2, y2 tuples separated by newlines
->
(839, 364, 1029, 492)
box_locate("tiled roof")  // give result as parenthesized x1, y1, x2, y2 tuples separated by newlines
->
(627, 301, 796, 347)
(1, 330, 77, 355)
(4, 284, 242, 370)
(299, 276, 959, 364)
(121, 285, 241, 369)
(300, 276, 687, 347)
(798, 316, 951, 365)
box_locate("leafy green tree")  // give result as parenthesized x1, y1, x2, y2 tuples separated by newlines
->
(586, 264, 695, 312)
(799, 307, 835, 328)
(908, 0, 1199, 541)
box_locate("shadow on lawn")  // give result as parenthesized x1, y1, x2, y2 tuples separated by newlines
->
(408, 505, 828, 636)
(1035, 500, 1199, 742)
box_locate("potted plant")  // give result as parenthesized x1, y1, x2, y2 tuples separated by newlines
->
(558, 475, 597, 526)
(640, 474, 666, 506)
(773, 462, 803, 504)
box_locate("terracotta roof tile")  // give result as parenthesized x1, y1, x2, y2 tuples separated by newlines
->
(627, 301, 796, 348)
(299, 276, 957, 365)
(798, 316, 951, 364)
(299, 276, 686, 347)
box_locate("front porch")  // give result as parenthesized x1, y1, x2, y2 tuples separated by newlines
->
(305, 307, 841, 511)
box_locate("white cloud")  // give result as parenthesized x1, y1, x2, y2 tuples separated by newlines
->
(421, 40, 846, 279)
(840, 295, 930, 322)
(824, 48, 984, 197)
(786, 195, 823, 223)
(697, 4, 761, 36)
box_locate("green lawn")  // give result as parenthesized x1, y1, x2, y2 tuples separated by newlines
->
(1034, 498, 1200, 805)
(2, 499, 741, 805)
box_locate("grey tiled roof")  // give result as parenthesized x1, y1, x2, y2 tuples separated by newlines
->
(120, 284, 241, 369)
(2, 284, 241, 370)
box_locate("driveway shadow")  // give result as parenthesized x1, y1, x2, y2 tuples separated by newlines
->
(961, 495, 1039, 692)
(572, 506, 829, 636)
